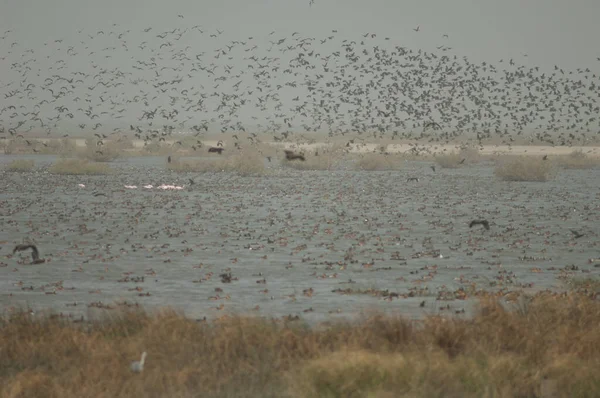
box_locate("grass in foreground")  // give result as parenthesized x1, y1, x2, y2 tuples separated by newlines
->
(49, 159, 112, 175)
(5, 159, 35, 172)
(494, 155, 556, 181)
(1, 292, 600, 397)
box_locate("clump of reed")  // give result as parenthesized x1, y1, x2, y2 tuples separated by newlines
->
(5, 159, 35, 172)
(494, 155, 556, 181)
(1, 292, 600, 397)
(435, 147, 481, 168)
(49, 159, 112, 175)
(353, 153, 404, 171)
(553, 150, 600, 169)
(167, 149, 265, 176)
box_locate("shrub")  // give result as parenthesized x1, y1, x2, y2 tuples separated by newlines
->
(224, 149, 265, 176)
(494, 156, 556, 181)
(354, 153, 403, 171)
(5, 159, 35, 172)
(142, 140, 172, 155)
(168, 149, 265, 176)
(79, 139, 122, 162)
(435, 152, 463, 168)
(435, 147, 480, 168)
(49, 159, 111, 175)
(554, 150, 600, 169)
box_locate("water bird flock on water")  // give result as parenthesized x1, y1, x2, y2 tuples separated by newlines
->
(0, 15, 598, 327)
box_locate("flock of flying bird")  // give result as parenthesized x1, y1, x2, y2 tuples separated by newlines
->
(1, 19, 599, 151)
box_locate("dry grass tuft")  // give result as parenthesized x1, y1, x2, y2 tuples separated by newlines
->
(77, 139, 124, 162)
(435, 147, 480, 168)
(435, 152, 464, 168)
(1, 138, 77, 155)
(354, 153, 403, 171)
(5, 159, 35, 172)
(166, 158, 207, 172)
(49, 159, 112, 175)
(1, 293, 600, 397)
(494, 155, 556, 181)
(167, 149, 265, 176)
(553, 150, 600, 169)
(224, 149, 266, 176)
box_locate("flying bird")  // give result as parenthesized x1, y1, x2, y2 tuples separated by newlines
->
(570, 229, 584, 239)
(13, 244, 46, 264)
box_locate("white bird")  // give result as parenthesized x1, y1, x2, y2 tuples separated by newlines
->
(130, 352, 147, 373)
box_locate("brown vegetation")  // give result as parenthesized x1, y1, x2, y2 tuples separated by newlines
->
(354, 153, 404, 171)
(1, 138, 77, 155)
(167, 149, 265, 176)
(5, 159, 35, 172)
(494, 155, 556, 182)
(78, 141, 122, 162)
(553, 150, 600, 169)
(435, 147, 480, 169)
(49, 159, 112, 175)
(2, 292, 600, 397)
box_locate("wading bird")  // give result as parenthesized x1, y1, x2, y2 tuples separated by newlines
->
(130, 352, 147, 373)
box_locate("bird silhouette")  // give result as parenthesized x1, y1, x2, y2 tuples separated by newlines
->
(469, 220, 490, 230)
(284, 150, 305, 161)
(208, 147, 224, 154)
(13, 244, 46, 264)
(570, 229, 584, 239)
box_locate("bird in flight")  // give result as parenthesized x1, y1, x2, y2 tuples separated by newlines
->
(570, 229, 584, 239)
(13, 244, 46, 264)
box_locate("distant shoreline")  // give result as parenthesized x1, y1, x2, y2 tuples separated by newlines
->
(1, 136, 599, 158)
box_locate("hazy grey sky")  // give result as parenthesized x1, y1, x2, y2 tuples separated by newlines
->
(2, 0, 599, 69)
